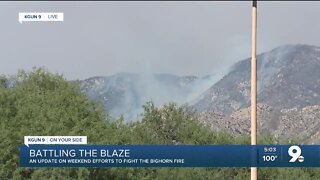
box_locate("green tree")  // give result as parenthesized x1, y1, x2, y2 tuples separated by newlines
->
(131, 102, 237, 145)
(0, 68, 129, 179)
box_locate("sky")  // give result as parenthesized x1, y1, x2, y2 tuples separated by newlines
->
(1, 1, 320, 80)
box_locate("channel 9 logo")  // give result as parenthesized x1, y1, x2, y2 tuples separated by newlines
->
(288, 145, 304, 163)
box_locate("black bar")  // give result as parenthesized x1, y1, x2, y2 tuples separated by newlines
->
(253, 0, 257, 8)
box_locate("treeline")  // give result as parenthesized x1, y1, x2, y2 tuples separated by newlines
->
(0, 68, 319, 179)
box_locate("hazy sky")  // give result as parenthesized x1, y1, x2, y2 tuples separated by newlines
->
(1, 1, 320, 80)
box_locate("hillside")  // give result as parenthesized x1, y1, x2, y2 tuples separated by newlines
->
(78, 73, 217, 120)
(195, 44, 320, 143)
(77, 44, 320, 143)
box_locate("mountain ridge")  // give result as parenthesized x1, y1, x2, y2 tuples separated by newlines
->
(78, 44, 320, 143)
(78, 72, 219, 120)
(195, 44, 320, 143)
(194, 44, 320, 114)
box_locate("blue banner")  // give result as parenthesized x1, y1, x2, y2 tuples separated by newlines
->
(20, 145, 320, 167)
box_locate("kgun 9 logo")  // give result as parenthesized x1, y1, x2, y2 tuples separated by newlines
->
(288, 145, 304, 163)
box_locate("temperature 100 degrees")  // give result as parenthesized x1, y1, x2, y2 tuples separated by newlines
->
(263, 155, 278, 162)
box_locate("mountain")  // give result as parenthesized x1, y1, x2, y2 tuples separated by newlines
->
(77, 44, 320, 143)
(78, 73, 218, 120)
(194, 44, 320, 114)
(195, 44, 320, 143)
